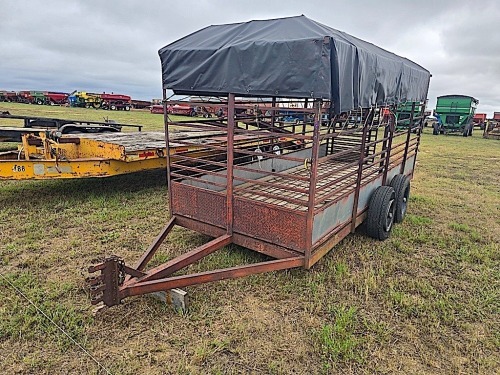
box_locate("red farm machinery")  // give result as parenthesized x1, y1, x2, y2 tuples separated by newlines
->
(86, 16, 431, 308)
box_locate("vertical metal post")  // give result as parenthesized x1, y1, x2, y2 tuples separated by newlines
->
(271, 97, 276, 128)
(304, 100, 322, 269)
(381, 112, 395, 185)
(410, 101, 425, 177)
(350, 109, 372, 233)
(379, 115, 390, 170)
(271, 97, 276, 147)
(401, 102, 416, 174)
(162, 88, 173, 218)
(226, 93, 235, 235)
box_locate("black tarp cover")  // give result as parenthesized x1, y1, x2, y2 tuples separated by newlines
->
(159, 15, 431, 113)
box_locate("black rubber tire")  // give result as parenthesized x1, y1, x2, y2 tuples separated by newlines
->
(433, 122, 440, 135)
(463, 123, 473, 137)
(390, 174, 410, 223)
(365, 186, 396, 240)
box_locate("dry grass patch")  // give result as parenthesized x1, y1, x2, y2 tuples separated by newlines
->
(0, 104, 499, 374)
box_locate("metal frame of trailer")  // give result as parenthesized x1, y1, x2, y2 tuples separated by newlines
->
(87, 96, 426, 307)
(86, 15, 430, 308)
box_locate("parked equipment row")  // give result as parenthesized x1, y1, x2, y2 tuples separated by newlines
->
(0, 90, 153, 110)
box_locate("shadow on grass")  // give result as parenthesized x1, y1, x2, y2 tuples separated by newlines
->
(0, 169, 167, 208)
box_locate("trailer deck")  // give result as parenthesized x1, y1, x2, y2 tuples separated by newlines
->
(0, 129, 226, 180)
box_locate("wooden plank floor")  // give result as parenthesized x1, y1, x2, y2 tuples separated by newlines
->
(78, 130, 225, 152)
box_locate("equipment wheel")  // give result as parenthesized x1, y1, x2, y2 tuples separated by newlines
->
(365, 186, 396, 240)
(389, 174, 410, 223)
(432, 122, 440, 135)
(110, 105, 117, 110)
(125, 105, 130, 111)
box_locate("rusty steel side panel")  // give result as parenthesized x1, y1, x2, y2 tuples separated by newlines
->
(175, 215, 303, 259)
(233, 197, 308, 253)
(170, 182, 227, 227)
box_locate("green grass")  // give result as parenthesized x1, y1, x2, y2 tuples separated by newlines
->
(0, 103, 499, 374)
(318, 304, 360, 366)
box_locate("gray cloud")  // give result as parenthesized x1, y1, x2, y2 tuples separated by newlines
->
(1, 0, 498, 115)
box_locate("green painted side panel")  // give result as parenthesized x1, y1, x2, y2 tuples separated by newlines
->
(435, 96, 477, 131)
(395, 102, 424, 129)
(30, 91, 46, 99)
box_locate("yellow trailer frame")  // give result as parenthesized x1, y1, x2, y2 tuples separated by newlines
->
(0, 129, 295, 180)
(0, 130, 221, 180)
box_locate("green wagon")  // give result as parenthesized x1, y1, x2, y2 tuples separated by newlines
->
(30, 91, 47, 105)
(396, 102, 426, 132)
(434, 95, 478, 136)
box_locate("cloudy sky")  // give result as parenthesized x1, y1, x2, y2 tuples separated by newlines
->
(1, 0, 499, 115)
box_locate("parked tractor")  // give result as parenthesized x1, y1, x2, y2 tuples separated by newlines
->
(433, 95, 478, 136)
(68, 91, 103, 108)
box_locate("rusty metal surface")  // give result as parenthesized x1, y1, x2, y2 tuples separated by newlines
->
(233, 197, 308, 253)
(121, 257, 305, 299)
(171, 183, 227, 227)
(176, 215, 303, 259)
(128, 234, 232, 284)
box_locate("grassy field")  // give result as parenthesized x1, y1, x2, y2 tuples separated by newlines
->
(0, 102, 498, 374)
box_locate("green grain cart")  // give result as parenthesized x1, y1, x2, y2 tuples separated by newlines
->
(30, 91, 47, 105)
(396, 102, 426, 132)
(434, 95, 478, 136)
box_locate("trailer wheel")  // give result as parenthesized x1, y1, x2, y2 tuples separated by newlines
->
(365, 186, 396, 240)
(125, 106, 130, 111)
(110, 105, 116, 110)
(389, 174, 410, 223)
(432, 122, 440, 135)
(36, 99, 43, 105)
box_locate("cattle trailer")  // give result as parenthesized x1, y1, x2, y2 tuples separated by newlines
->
(87, 16, 431, 308)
